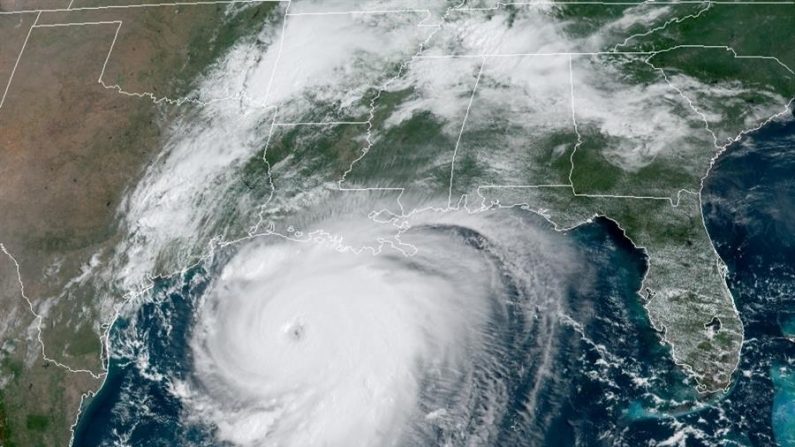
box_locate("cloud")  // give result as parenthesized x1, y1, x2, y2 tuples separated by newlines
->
(108, 0, 786, 345)
(180, 203, 576, 446)
(114, 6, 436, 288)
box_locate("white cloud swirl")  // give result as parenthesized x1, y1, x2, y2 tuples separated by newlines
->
(177, 206, 577, 446)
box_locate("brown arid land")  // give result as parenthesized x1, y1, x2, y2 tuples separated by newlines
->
(0, 2, 276, 444)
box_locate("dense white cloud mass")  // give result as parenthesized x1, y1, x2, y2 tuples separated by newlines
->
(176, 206, 576, 446)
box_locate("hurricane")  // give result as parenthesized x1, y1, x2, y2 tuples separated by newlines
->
(172, 203, 578, 447)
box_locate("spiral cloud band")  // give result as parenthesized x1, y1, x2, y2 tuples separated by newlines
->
(181, 208, 577, 446)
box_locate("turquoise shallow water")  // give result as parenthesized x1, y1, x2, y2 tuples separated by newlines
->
(772, 366, 795, 447)
(73, 111, 795, 446)
(780, 314, 795, 338)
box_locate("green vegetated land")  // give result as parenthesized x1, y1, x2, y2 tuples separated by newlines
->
(546, 1, 792, 390)
(395, 1, 791, 391)
(627, 3, 795, 98)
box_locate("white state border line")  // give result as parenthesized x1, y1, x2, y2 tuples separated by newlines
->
(0, 244, 103, 379)
(286, 9, 433, 16)
(567, 53, 583, 192)
(261, 2, 290, 106)
(90, 18, 275, 107)
(416, 47, 795, 68)
(10, 17, 205, 112)
(33, 20, 122, 27)
(0, 11, 40, 112)
(273, 121, 369, 126)
(611, 0, 713, 51)
(0, 0, 286, 16)
(447, 57, 485, 208)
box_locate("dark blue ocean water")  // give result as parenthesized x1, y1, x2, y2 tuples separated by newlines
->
(72, 111, 795, 446)
(73, 267, 221, 447)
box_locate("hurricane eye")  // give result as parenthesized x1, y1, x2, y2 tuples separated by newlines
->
(284, 321, 306, 342)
